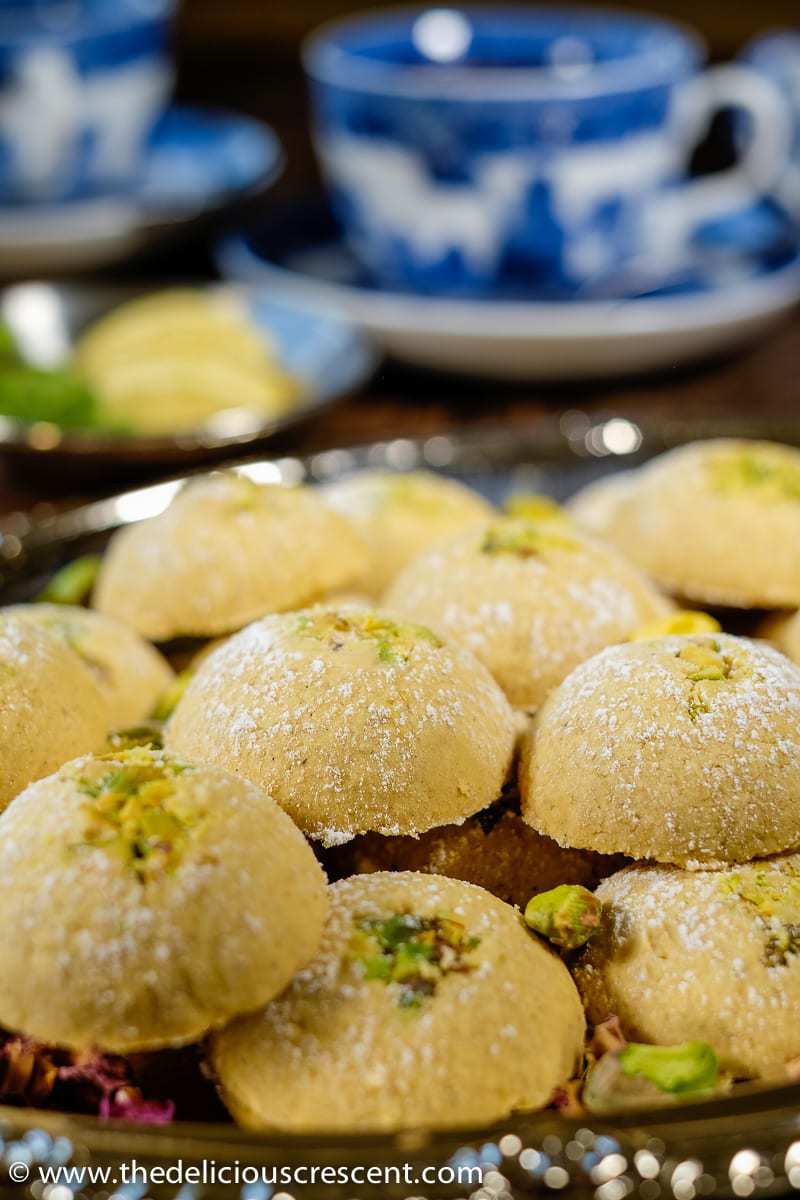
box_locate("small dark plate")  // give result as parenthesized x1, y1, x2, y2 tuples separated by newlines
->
(0, 280, 379, 468)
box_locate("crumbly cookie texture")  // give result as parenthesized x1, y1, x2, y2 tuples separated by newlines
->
(521, 634, 800, 867)
(599, 439, 800, 607)
(0, 749, 328, 1052)
(93, 473, 369, 640)
(385, 517, 672, 711)
(167, 606, 516, 844)
(210, 872, 585, 1131)
(325, 798, 626, 908)
(0, 614, 109, 812)
(322, 469, 493, 596)
(576, 856, 800, 1080)
(3, 603, 173, 728)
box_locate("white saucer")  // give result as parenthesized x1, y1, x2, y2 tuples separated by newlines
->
(218, 214, 800, 381)
(0, 107, 283, 277)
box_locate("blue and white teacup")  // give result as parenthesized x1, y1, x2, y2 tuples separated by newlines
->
(304, 6, 792, 298)
(743, 30, 800, 219)
(0, 0, 174, 205)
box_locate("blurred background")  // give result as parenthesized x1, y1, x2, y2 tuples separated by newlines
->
(0, 0, 799, 508)
(176, 0, 799, 202)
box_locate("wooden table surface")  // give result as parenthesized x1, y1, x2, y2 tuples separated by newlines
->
(0, 305, 798, 518)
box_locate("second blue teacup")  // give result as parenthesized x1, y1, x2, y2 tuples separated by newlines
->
(0, 0, 174, 206)
(304, 5, 791, 298)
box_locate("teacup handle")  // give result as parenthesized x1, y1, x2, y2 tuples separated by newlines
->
(647, 63, 792, 246)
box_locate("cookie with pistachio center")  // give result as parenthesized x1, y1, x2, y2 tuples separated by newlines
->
(384, 516, 671, 711)
(0, 748, 328, 1053)
(520, 634, 800, 867)
(321, 469, 493, 597)
(576, 855, 800, 1080)
(0, 614, 109, 812)
(210, 872, 585, 1131)
(3, 603, 173, 728)
(93, 472, 368, 641)
(597, 439, 800, 607)
(167, 605, 516, 845)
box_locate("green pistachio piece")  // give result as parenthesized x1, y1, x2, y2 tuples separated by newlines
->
(36, 555, 102, 606)
(524, 884, 601, 950)
(631, 611, 721, 641)
(150, 670, 193, 722)
(105, 721, 165, 752)
(295, 610, 442, 666)
(620, 1041, 719, 1094)
(584, 1041, 720, 1114)
(347, 911, 480, 1009)
(481, 519, 578, 558)
(503, 494, 567, 523)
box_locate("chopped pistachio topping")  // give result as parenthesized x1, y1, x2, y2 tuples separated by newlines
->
(36, 555, 102, 606)
(503, 493, 568, 524)
(294, 610, 442, 665)
(674, 637, 746, 720)
(105, 720, 165, 752)
(764, 924, 800, 968)
(481, 519, 579, 558)
(719, 863, 800, 967)
(378, 475, 465, 514)
(631, 611, 721, 642)
(619, 1041, 719, 1095)
(347, 912, 480, 1008)
(709, 449, 800, 502)
(150, 670, 193, 722)
(524, 884, 601, 950)
(72, 751, 197, 881)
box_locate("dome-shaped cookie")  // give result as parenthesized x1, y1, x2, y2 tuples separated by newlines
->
(599, 439, 800, 607)
(167, 606, 515, 845)
(326, 799, 625, 908)
(576, 856, 800, 1080)
(567, 471, 636, 538)
(760, 610, 800, 665)
(93, 472, 368, 640)
(322, 470, 493, 596)
(384, 517, 671, 710)
(210, 871, 585, 1131)
(0, 749, 328, 1052)
(521, 634, 800, 867)
(0, 614, 108, 812)
(4, 604, 174, 728)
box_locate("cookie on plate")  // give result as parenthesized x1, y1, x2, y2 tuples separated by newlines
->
(0, 614, 108, 811)
(598, 439, 800, 607)
(566, 471, 636, 538)
(322, 469, 493, 596)
(93, 472, 368, 640)
(759, 610, 800, 664)
(521, 634, 800, 867)
(4, 603, 173, 728)
(167, 606, 515, 845)
(0, 749, 328, 1052)
(576, 856, 800, 1080)
(385, 516, 671, 710)
(210, 872, 585, 1131)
